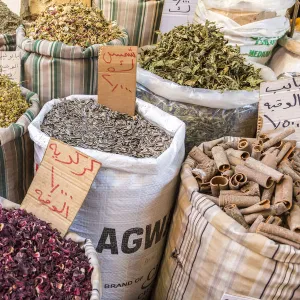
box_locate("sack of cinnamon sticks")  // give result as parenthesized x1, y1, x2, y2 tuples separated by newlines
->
(153, 128, 300, 300)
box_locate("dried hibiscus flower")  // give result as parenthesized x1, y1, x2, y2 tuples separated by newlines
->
(0, 206, 93, 299)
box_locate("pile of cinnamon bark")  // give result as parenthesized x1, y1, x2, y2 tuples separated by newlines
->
(190, 128, 300, 248)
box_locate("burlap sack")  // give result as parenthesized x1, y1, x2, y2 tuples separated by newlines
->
(0, 87, 39, 204)
(153, 136, 300, 300)
(17, 25, 129, 105)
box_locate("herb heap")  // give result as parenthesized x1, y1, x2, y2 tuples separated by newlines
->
(139, 21, 263, 91)
(41, 99, 172, 158)
(0, 207, 92, 299)
(0, 75, 29, 128)
(26, 3, 125, 48)
(0, 1, 21, 34)
(190, 128, 300, 248)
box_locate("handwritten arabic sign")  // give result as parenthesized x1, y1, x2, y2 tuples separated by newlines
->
(258, 77, 300, 140)
(0, 51, 21, 83)
(160, 0, 197, 33)
(21, 139, 101, 236)
(98, 45, 137, 116)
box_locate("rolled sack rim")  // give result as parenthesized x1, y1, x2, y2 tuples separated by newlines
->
(181, 136, 300, 261)
(28, 95, 186, 175)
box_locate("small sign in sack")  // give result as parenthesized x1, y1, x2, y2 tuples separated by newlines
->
(0, 51, 21, 82)
(98, 45, 137, 116)
(21, 139, 101, 236)
(258, 77, 300, 139)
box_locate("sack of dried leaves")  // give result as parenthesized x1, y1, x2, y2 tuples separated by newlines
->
(137, 22, 276, 152)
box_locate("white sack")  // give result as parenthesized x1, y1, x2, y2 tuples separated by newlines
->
(194, 1, 291, 64)
(28, 95, 185, 300)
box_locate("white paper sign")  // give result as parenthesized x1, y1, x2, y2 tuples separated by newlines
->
(160, 0, 198, 33)
(0, 51, 21, 83)
(258, 77, 300, 141)
(221, 293, 260, 300)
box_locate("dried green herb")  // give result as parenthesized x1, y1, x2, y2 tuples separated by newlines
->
(26, 3, 125, 48)
(0, 75, 29, 127)
(139, 21, 263, 91)
(0, 1, 21, 34)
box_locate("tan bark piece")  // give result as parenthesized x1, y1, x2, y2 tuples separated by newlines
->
(240, 181, 260, 196)
(287, 204, 300, 233)
(238, 139, 252, 155)
(261, 152, 279, 169)
(245, 157, 283, 183)
(229, 173, 247, 190)
(276, 142, 293, 164)
(240, 200, 270, 215)
(219, 194, 260, 208)
(226, 148, 250, 160)
(274, 175, 293, 210)
(222, 169, 234, 179)
(227, 154, 245, 166)
(279, 161, 300, 181)
(210, 176, 229, 197)
(262, 185, 276, 202)
(212, 146, 230, 172)
(235, 165, 274, 189)
(263, 128, 295, 151)
(251, 144, 262, 160)
(249, 215, 265, 233)
(224, 204, 249, 229)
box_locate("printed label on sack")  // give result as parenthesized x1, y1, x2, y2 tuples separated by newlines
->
(21, 139, 101, 236)
(221, 293, 260, 300)
(0, 51, 21, 82)
(258, 77, 300, 141)
(98, 45, 137, 116)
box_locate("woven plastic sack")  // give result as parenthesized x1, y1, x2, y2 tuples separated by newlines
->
(0, 197, 102, 300)
(153, 136, 300, 300)
(0, 87, 39, 204)
(137, 62, 276, 153)
(194, 0, 292, 64)
(0, 33, 16, 50)
(93, 0, 164, 46)
(17, 25, 129, 106)
(28, 95, 185, 300)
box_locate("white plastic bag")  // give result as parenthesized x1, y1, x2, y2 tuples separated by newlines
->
(194, 0, 291, 64)
(28, 95, 185, 300)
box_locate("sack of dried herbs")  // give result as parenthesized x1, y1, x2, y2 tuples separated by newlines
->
(28, 95, 186, 300)
(194, 0, 292, 65)
(153, 135, 300, 300)
(137, 22, 276, 153)
(0, 197, 102, 300)
(0, 76, 40, 204)
(17, 3, 129, 106)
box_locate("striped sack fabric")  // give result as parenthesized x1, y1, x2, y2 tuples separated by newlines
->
(0, 33, 16, 51)
(0, 87, 40, 204)
(17, 25, 129, 106)
(153, 136, 300, 300)
(94, 0, 164, 46)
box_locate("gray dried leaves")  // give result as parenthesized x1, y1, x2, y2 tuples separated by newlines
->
(41, 99, 172, 158)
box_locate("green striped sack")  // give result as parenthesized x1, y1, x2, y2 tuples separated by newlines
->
(94, 0, 164, 46)
(17, 25, 129, 106)
(0, 33, 17, 51)
(0, 87, 40, 204)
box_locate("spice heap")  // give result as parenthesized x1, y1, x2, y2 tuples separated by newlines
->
(0, 207, 92, 299)
(26, 3, 125, 48)
(139, 21, 263, 91)
(0, 1, 21, 34)
(0, 75, 29, 127)
(189, 128, 300, 248)
(41, 99, 172, 158)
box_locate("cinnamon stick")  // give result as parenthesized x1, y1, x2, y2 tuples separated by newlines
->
(227, 154, 245, 166)
(287, 204, 300, 233)
(249, 215, 265, 233)
(278, 160, 300, 181)
(261, 185, 276, 202)
(258, 133, 269, 143)
(274, 175, 293, 209)
(235, 165, 274, 189)
(229, 173, 247, 190)
(245, 157, 283, 183)
(261, 151, 279, 169)
(265, 216, 275, 224)
(226, 148, 250, 161)
(240, 181, 260, 196)
(258, 231, 300, 249)
(276, 142, 293, 164)
(210, 176, 229, 197)
(212, 146, 230, 172)
(238, 139, 252, 155)
(222, 169, 234, 179)
(262, 128, 295, 151)
(240, 200, 270, 215)
(273, 216, 283, 226)
(224, 204, 249, 229)
(219, 194, 260, 208)
(251, 144, 262, 160)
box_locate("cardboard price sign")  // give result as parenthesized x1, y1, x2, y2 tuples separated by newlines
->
(258, 77, 300, 140)
(21, 139, 101, 236)
(0, 51, 21, 83)
(98, 45, 137, 116)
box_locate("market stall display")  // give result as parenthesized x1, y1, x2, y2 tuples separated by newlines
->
(153, 130, 300, 300)
(138, 22, 276, 152)
(17, 3, 129, 105)
(0, 75, 39, 204)
(28, 95, 185, 300)
(193, 0, 293, 65)
(0, 197, 102, 300)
